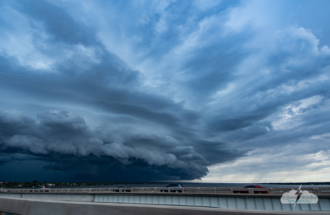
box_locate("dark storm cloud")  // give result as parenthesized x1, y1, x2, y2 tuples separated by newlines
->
(42, 155, 209, 182)
(0, 49, 241, 180)
(14, 0, 97, 46)
(0, 110, 36, 136)
(0, 53, 198, 136)
(1, 0, 330, 182)
(0, 108, 239, 181)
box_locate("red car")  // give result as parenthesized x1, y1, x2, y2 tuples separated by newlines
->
(243, 184, 266, 189)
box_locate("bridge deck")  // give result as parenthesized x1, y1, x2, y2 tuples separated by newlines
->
(1, 187, 329, 212)
(1, 197, 329, 215)
(1, 187, 330, 197)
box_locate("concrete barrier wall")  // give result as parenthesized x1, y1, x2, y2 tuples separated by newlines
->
(22, 194, 93, 202)
(1, 193, 329, 213)
(1, 197, 329, 215)
(0, 194, 21, 199)
(0, 193, 93, 202)
(93, 194, 330, 212)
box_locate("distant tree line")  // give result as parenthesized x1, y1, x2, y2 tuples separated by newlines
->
(0, 181, 158, 188)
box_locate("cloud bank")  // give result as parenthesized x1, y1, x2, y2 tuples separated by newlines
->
(0, 0, 330, 182)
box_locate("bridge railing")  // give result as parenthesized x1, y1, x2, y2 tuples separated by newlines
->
(1, 187, 329, 196)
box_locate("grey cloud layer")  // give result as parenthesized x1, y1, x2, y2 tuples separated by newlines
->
(0, 0, 330, 181)
(0, 108, 240, 181)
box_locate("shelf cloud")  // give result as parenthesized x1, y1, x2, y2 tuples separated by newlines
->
(0, 0, 330, 182)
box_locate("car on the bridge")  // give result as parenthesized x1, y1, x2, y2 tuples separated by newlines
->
(166, 183, 184, 188)
(233, 184, 268, 194)
(160, 183, 184, 193)
(113, 186, 131, 192)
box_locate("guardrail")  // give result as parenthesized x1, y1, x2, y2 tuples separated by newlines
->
(1, 187, 329, 196)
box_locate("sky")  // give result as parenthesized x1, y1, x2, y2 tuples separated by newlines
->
(0, 0, 330, 183)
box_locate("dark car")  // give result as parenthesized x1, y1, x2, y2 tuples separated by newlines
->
(161, 183, 184, 193)
(233, 184, 268, 194)
(166, 183, 184, 188)
(113, 185, 131, 192)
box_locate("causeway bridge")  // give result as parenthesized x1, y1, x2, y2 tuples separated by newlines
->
(0, 186, 329, 214)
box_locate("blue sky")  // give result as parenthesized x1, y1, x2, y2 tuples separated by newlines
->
(0, 0, 330, 182)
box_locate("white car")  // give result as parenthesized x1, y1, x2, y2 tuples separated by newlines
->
(40, 186, 50, 190)
(0, 188, 7, 192)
